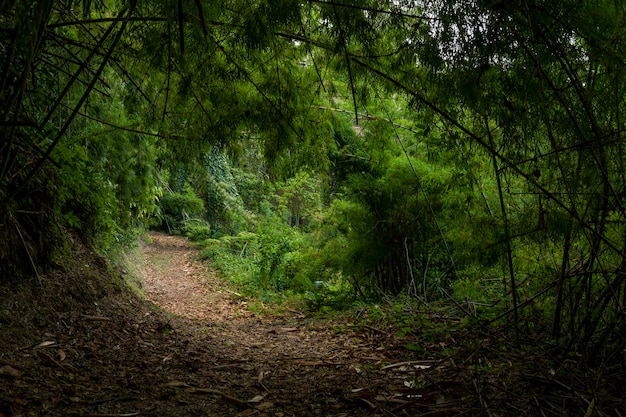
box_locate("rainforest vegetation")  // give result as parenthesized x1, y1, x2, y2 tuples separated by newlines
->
(2, 0, 626, 401)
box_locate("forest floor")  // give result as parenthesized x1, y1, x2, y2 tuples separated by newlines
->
(0, 232, 622, 416)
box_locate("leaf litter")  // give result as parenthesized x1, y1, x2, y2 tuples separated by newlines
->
(0, 232, 622, 416)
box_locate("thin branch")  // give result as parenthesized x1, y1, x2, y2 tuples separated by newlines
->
(74, 109, 185, 140)
(177, 0, 185, 55)
(47, 17, 167, 28)
(306, 0, 438, 21)
(10, 212, 44, 289)
(162, 18, 172, 124)
(39, 15, 119, 129)
(6, 1, 138, 204)
(212, 38, 307, 146)
(486, 116, 519, 343)
(332, 4, 359, 126)
(192, 0, 208, 38)
(39, 55, 110, 98)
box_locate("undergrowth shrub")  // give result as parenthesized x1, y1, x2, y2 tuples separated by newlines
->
(199, 232, 259, 291)
(256, 219, 300, 291)
(184, 218, 212, 241)
(157, 189, 205, 234)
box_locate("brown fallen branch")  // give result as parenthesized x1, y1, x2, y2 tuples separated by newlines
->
(294, 360, 343, 367)
(187, 387, 247, 408)
(161, 381, 248, 408)
(0, 359, 21, 368)
(473, 377, 494, 417)
(381, 360, 437, 370)
(364, 325, 389, 335)
(37, 350, 66, 370)
(81, 314, 112, 321)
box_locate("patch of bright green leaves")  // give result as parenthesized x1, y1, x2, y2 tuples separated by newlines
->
(157, 188, 209, 238)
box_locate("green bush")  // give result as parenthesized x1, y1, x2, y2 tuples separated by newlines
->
(199, 232, 259, 291)
(158, 191, 205, 233)
(184, 218, 212, 241)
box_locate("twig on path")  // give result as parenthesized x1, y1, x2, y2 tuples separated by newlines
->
(226, 289, 243, 298)
(473, 377, 494, 417)
(87, 396, 138, 406)
(381, 360, 438, 370)
(81, 314, 112, 321)
(161, 381, 248, 408)
(257, 370, 269, 392)
(293, 360, 344, 367)
(36, 350, 69, 370)
(187, 387, 247, 407)
(364, 324, 389, 335)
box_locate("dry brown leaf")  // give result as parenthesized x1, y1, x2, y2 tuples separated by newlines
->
(1, 365, 20, 377)
(235, 409, 258, 417)
(351, 390, 377, 399)
(247, 395, 265, 403)
(278, 327, 298, 332)
(355, 397, 376, 408)
(268, 327, 298, 334)
(254, 402, 273, 410)
(34, 340, 56, 349)
(161, 380, 190, 388)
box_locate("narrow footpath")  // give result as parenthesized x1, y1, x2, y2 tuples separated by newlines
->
(0, 232, 601, 416)
(139, 232, 417, 416)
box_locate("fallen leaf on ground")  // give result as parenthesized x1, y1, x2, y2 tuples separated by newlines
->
(34, 340, 56, 349)
(160, 380, 190, 388)
(1, 365, 20, 377)
(247, 395, 265, 403)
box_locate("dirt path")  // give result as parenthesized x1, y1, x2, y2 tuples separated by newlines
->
(0, 231, 434, 417)
(139, 232, 410, 416)
(0, 232, 607, 416)
(143, 232, 242, 321)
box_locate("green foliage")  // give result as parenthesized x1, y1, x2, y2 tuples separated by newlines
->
(312, 131, 458, 297)
(4, 0, 626, 369)
(157, 189, 205, 234)
(272, 172, 322, 230)
(202, 148, 253, 237)
(183, 219, 212, 242)
(256, 221, 298, 291)
(199, 232, 260, 292)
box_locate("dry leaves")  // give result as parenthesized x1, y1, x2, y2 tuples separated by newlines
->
(0, 232, 618, 416)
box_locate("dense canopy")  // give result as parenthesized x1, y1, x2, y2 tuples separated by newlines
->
(2, 0, 626, 373)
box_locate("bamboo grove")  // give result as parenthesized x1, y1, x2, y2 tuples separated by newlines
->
(2, 0, 626, 365)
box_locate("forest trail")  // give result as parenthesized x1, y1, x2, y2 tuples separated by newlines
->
(137, 232, 414, 416)
(142, 232, 242, 322)
(0, 232, 586, 416)
(2, 230, 468, 417)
